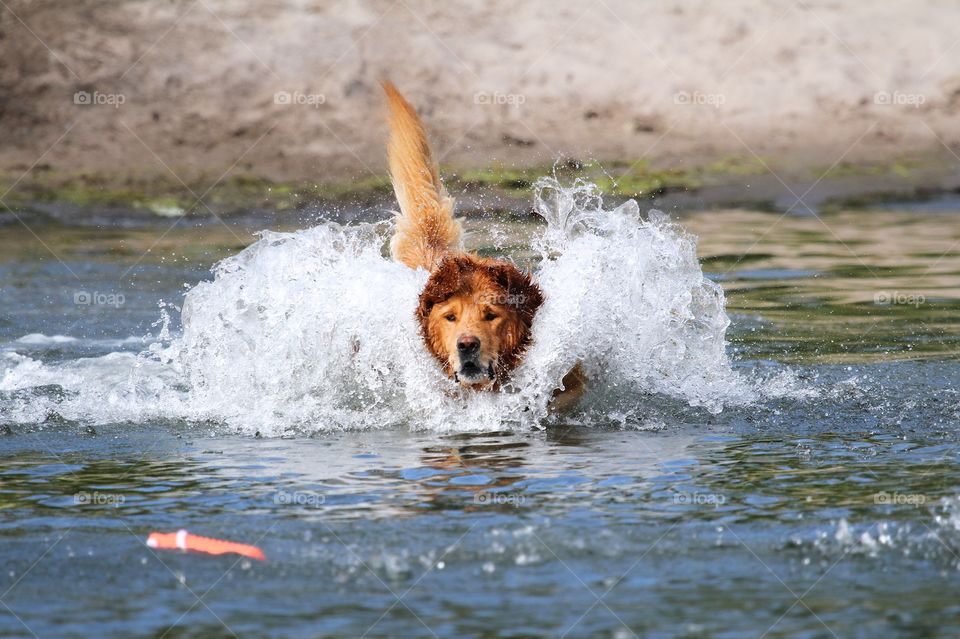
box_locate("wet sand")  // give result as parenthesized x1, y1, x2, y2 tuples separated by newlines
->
(3, 0, 960, 185)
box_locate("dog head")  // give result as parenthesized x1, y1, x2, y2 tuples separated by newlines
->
(417, 255, 543, 388)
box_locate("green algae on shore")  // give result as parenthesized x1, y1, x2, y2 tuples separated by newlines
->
(1, 152, 955, 219)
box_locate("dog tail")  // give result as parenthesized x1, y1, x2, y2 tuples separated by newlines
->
(382, 80, 462, 270)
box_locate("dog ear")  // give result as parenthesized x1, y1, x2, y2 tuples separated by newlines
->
(416, 257, 462, 322)
(490, 263, 544, 324)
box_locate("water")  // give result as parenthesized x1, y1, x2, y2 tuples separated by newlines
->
(3, 179, 757, 432)
(1, 183, 960, 638)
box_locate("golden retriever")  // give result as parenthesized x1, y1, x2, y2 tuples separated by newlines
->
(382, 82, 584, 406)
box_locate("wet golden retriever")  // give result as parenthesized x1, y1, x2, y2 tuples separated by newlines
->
(382, 82, 584, 408)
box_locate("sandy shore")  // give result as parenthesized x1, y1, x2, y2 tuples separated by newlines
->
(3, 0, 960, 185)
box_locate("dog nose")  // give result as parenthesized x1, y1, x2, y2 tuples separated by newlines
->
(457, 335, 480, 355)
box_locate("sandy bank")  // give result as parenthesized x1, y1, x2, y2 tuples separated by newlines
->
(3, 0, 960, 186)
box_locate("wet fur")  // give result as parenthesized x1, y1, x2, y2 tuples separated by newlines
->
(383, 80, 462, 270)
(416, 254, 543, 387)
(384, 81, 582, 405)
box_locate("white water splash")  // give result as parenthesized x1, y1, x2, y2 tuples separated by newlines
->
(1, 179, 792, 434)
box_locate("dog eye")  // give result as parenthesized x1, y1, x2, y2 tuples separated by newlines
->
(445, 314, 456, 322)
(483, 312, 498, 321)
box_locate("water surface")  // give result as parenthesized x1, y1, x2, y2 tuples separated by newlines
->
(1, 197, 959, 638)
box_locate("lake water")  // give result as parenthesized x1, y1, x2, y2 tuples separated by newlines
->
(1, 189, 959, 638)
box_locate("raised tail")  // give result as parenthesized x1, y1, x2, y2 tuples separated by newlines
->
(382, 80, 462, 270)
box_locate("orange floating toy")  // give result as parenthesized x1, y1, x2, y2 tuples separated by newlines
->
(146, 530, 266, 561)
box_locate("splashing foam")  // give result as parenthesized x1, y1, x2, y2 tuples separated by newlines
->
(2, 178, 780, 434)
